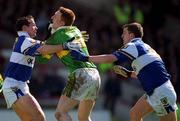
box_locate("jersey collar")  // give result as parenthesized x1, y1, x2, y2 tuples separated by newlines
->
(52, 26, 71, 34)
(17, 31, 30, 37)
(130, 38, 142, 42)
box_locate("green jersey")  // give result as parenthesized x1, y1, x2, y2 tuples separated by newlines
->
(37, 26, 96, 73)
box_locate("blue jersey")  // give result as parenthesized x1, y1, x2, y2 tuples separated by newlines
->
(113, 38, 171, 95)
(5, 32, 41, 82)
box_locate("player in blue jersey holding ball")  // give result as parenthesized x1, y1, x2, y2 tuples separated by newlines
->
(70, 22, 177, 121)
(2, 15, 77, 121)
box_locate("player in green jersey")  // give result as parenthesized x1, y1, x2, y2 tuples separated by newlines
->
(37, 7, 101, 121)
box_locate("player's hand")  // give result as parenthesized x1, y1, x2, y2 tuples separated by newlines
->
(112, 65, 132, 78)
(63, 42, 81, 50)
(70, 50, 89, 62)
(0, 74, 3, 93)
(81, 31, 89, 42)
(62, 37, 81, 50)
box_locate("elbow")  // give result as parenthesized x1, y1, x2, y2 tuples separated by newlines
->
(37, 46, 48, 55)
(39, 50, 48, 55)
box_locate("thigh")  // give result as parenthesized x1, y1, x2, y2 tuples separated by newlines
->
(56, 95, 79, 113)
(12, 93, 44, 120)
(78, 99, 95, 119)
(2, 78, 30, 108)
(131, 95, 154, 118)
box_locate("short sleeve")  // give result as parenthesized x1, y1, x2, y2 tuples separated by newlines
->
(21, 38, 41, 56)
(112, 43, 138, 63)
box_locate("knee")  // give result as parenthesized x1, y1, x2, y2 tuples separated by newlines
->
(78, 114, 90, 121)
(38, 115, 45, 121)
(129, 108, 135, 120)
(55, 111, 61, 120)
(36, 112, 46, 121)
(29, 112, 45, 121)
(129, 108, 141, 121)
(55, 111, 72, 121)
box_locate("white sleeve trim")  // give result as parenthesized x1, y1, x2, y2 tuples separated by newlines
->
(21, 38, 38, 53)
(121, 43, 138, 58)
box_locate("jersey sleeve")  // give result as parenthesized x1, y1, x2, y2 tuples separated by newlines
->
(21, 38, 42, 56)
(112, 43, 138, 63)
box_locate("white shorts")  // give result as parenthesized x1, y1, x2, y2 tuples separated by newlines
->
(63, 68, 101, 101)
(146, 80, 177, 116)
(2, 77, 30, 108)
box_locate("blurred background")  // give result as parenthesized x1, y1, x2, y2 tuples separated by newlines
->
(0, 0, 180, 121)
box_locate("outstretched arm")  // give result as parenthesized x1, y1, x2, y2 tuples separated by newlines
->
(88, 54, 117, 63)
(70, 50, 118, 63)
(37, 44, 63, 55)
(23, 37, 78, 56)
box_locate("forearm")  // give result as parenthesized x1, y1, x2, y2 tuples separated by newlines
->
(37, 45, 63, 55)
(89, 54, 117, 63)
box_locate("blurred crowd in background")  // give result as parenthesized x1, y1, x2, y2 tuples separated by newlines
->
(0, 0, 180, 120)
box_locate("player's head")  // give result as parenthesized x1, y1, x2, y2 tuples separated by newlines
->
(51, 6, 75, 29)
(16, 15, 38, 38)
(121, 22, 143, 44)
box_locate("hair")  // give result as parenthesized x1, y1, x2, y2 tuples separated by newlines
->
(15, 15, 34, 31)
(122, 22, 144, 38)
(59, 7, 75, 26)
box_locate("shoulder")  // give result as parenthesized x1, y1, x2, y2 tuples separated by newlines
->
(120, 42, 137, 51)
(25, 37, 36, 42)
(118, 42, 138, 58)
(23, 37, 41, 45)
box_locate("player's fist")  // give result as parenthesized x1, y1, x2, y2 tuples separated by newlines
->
(112, 65, 132, 78)
(62, 37, 81, 50)
(63, 42, 81, 50)
(70, 50, 89, 62)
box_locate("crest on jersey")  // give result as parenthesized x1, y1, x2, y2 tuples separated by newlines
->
(27, 58, 33, 64)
